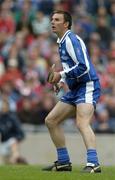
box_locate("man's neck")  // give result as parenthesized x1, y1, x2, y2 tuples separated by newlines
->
(58, 29, 69, 39)
(57, 30, 71, 44)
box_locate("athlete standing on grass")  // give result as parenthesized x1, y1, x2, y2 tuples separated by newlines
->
(42, 10, 101, 173)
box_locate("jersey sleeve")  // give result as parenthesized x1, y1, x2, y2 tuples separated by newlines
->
(60, 35, 90, 79)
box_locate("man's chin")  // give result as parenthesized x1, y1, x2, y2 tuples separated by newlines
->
(52, 29, 57, 33)
(52, 30, 56, 33)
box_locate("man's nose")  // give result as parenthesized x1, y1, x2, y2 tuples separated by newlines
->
(51, 20, 54, 24)
(51, 19, 55, 24)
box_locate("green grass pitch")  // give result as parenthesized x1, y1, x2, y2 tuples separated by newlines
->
(0, 165, 114, 180)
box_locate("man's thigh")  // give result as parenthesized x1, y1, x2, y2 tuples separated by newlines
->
(76, 103, 94, 125)
(46, 101, 76, 124)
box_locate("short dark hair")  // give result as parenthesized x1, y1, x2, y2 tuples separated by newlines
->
(52, 10, 72, 29)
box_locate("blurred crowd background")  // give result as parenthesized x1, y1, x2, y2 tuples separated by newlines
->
(0, 0, 115, 136)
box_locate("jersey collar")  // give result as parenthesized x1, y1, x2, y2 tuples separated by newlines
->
(57, 30, 71, 44)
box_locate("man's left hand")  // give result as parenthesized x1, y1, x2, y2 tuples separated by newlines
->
(47, 64, 61, 84)
(49, 71, 61, 84)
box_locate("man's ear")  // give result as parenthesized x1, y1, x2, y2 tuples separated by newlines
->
(64, 22, 69, 29)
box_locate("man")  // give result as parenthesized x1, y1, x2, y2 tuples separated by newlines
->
(43, 10, 101, 173)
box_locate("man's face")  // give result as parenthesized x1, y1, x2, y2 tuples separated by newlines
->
(51, 13, 67, 36)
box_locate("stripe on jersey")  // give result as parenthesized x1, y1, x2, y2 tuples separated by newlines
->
(61, 34, 90, 78)
(65, 35, 79, 64)
(77, 35, 90, 72)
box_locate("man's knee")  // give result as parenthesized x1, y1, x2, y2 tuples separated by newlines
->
(45, 115, 56, 129)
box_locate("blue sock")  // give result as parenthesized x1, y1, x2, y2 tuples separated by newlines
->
(87, 149, 99, 165)
(57, 147, 70, 164)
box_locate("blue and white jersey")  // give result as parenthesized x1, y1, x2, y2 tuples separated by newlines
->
(58, 30, 99, 90)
